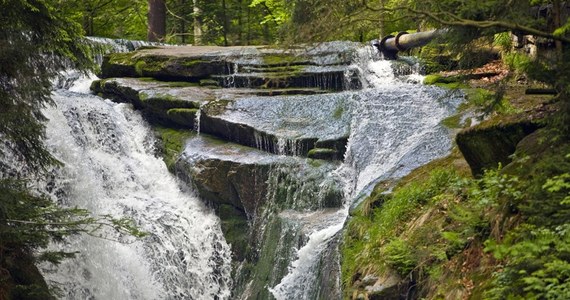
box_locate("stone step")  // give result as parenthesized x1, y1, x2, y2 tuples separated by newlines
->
(91, 77, 350, 160)
(214, 70, 361, 91)
(174, 132, 342, 264)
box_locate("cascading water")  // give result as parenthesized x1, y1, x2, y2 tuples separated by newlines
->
(38, 77, 232, 299)
(268, 48, 462, 299)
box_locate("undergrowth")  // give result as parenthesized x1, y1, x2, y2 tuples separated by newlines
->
(342, 134, 570, 299)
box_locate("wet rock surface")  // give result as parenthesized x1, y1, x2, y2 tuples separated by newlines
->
(174, 134, 343, 296)
(93, 43, 360, 159)
(456, 116, 542, 176)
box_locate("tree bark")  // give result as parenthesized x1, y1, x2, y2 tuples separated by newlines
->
(193, 0, 202, 45)
(553, 0, 563, 56)
(148, 0, 166, 42)
(378, 0, 385, 39)
(221, 0, 229, 46)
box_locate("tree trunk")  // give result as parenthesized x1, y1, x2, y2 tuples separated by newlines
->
(237, 0, 243, 44)
(221, 0, 229, 46)
(179, 0, 186, 44)
(193, 0, 202, 45)
(378, 0, 385, 39)
(553, 0, 563, 56)
(148, 0, 166, 42)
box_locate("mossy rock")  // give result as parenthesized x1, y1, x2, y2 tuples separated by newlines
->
(199, 79, 219, 87)
(100, 52, 228, 81)
(202, 99, 231, 116)
(217, 204, 250, 261)
(1, 248, 53, 300)
(153, 126, 195, 171)
(140, 93, 199, 110)
(166, 108, 198, 128)
(261, 53, 307, 66)
(315, 138, 348, 159)
(441, 114, 463, 128)
(423, 74, 468, 89)
(456, 119, 540, 176)
(100, 52, 138, 78)
(94, 79, 143, 107)
(308, 148, 339, 160)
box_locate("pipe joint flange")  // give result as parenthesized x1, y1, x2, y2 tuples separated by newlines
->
(379, 34, 398, 60)
(379, 34, 394, 51)
(394, 31, 409, 52)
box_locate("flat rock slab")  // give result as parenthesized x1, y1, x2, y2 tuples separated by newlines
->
(175, 134, 343, 257)
(177, 134, 343, 215)
(201, 92, 351, 158)
(99, 42, 363, 86)
(124, 42, 361, 65)
(93, 77, 350, 159)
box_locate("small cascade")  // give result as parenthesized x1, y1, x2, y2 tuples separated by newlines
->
(85, 36, 161, 65)
(39, 77, 232, 299)
(213, 42, 361, 91)
(276, 138, 300, 156)
(253, 131, 274, 153)
(267, 47, 462, 299)
(229, 158, 344, 299)
(194, 102, 203, 134)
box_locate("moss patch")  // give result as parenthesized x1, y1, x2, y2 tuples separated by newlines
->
(217, 204, 249, 261)
(101, 52, 227, 81)
(262, 53, 305, 66)
(333, 105, 344, 119)
(202, 99, 231, 116)
(441, 114, 463, 128)
(307, 148, 338, 160)
(166, 108, 198, 128)
(456, 118, 540, 176)
(153, 126, 195, 170)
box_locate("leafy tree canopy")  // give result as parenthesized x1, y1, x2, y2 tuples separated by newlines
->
(0, 2, 145, 296)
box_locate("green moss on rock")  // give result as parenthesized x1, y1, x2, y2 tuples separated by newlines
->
(308, 148, 338, 160)
(217, 204, 249, 261)
(141, 94, 198, 110)
(441, 114, 463, 128)
(199, 79, 220, 87)
(262, 54, 305, 66)
(100, 52, 228, 81)
(456, 118, 540, 176)
(166, 108, 198, 128)
(153, 126, 195, 171)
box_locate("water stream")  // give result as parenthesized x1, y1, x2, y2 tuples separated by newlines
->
(39, 79, 232, 300)
(268, 49, 461, 299)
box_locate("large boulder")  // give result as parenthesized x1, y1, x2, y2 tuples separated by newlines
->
(173, 133, 343, 265)
(456, 112, 545, 176)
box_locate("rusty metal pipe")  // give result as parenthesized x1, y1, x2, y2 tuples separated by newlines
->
(373, 29, 444, 59)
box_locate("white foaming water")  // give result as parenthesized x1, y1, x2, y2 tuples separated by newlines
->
(269, 49, 462, 299)
(40, 78, 232, 299)
(269, 211, 344, 299)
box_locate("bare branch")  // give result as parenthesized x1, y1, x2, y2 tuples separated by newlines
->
(360, 3, 570, 43)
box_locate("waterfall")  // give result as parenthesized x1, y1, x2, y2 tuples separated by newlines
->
(39, 77, 232, 299)
(268, 49, 462, 299)
(18, 38, 463, 299)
